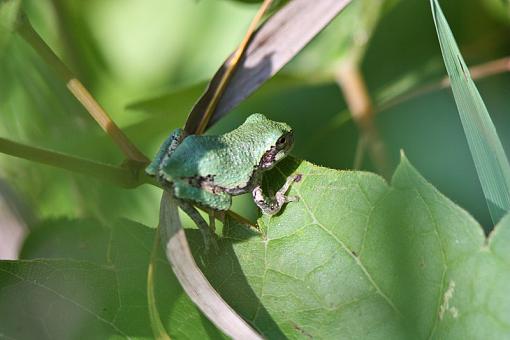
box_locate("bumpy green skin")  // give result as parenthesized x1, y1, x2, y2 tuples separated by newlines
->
(147, 113, 293, 211)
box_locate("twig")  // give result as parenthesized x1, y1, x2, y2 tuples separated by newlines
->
(194, 0, 273, 135)
(224, 210, 258, 230)
(352, 136, 366, 170)
(0, 137, 144, 188)
(16, 16, 149, 164)
(378, 56, 510, 113)
(336, 59, 392, 179)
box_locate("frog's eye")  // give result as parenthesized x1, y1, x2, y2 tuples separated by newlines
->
(277, 135, 287, 146)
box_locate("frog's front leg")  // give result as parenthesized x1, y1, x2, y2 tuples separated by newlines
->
(177, 199, 218, 253)
(252, 174, 301, 216)
(173, 180, 231, 252)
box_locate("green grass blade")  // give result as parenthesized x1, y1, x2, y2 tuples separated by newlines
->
(430, 0, 510, 224)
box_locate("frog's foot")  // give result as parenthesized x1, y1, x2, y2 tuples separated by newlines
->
(253, 174, 301, 216)
(178, 200, 218, 254)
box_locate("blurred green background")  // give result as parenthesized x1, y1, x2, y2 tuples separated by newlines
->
(1, 0, 510, 237)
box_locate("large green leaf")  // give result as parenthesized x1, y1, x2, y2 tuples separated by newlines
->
(0, 219, 222, 339)
(195, 156, 509, 338)
(2, 157, 509, 338)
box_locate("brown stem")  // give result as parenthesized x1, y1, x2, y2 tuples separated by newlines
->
(352, 136, 366, 170)
(16, 16, 149, 164)
(194, 0, 273, 135)
(378, 56, 510, 113)
(336, 59, 392, 179)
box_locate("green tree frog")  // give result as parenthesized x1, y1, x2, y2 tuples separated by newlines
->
(147, 113, 300, 250)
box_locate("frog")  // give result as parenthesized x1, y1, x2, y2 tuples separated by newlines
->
(146, 113, 300, 251)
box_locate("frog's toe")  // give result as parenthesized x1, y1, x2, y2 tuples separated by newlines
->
(286, 195, 299, 203)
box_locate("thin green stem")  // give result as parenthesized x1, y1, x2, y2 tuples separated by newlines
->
(377, 57, 510, 113)
(16, 15, 149, 164)
(0, 137, 260, 227)
(0, 137, 146, 188)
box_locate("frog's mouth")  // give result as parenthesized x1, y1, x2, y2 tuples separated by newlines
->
(259, 131, 294, 169)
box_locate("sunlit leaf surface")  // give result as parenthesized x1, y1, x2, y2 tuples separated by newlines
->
(197, 157, 509, 338)
(3, 158, 508, 338)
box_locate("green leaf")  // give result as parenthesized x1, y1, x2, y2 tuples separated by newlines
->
(191, 156, 508, 338)
(0, 219, 223, 339)
(3, 157, 509, 338)
(431, 0, 510, 224)
(0, 0, 21, 56)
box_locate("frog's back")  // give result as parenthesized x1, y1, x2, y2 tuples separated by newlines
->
(161, 113, 292, 190)
(162, 135, 221, 176)
(161, 134, 255, 188)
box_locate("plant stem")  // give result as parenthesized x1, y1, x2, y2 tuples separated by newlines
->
(16, 16, 149, 164)
(377, 56, 510, 113)
(336, 59, 392, 179)
(0, 137, 145, 188)
(0, 137, 257, 226)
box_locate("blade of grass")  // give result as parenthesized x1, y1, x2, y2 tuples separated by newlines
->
(431, 0, 510, 224)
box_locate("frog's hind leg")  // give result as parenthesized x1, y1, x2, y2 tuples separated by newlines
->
(173, 181, 231, 253)
(173, 182, 232, 212)
(177, 200, 218, 254)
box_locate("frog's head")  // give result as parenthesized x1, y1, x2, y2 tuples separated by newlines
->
(245, 114, 294, 170)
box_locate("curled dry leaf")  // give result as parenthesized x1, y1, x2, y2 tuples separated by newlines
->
(185, 0, 352, 134)
(158, 192, 263, 339)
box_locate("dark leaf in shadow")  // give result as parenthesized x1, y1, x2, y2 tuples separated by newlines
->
(185, 0, 352, 134)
